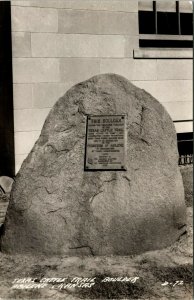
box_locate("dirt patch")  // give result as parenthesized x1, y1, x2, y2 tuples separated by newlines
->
(77, 273, 149, 299)
(0, 253, 192, 300)
(147, 263, 192, 284)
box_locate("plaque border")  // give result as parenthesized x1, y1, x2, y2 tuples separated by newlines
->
(84, 114, 127, 172)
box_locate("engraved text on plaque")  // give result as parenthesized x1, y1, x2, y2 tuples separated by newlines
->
(85, 115, 126, 170)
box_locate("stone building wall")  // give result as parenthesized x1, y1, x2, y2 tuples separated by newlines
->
(11, 0, 193, 173)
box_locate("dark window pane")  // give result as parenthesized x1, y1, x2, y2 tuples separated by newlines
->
(139, 39, 193, 48)
(177, 132, 193, 141)
(180, 13, 193, 35)
(138, 11, 156, 34)
(157, 12, 179, 35)
(177, 132, 193, 156)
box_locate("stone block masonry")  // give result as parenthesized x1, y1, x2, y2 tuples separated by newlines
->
(58, 10, 138, 35)
(11, 6, 58, 32)
(12, 32, 31, 57)
(31, 34, 126, 58)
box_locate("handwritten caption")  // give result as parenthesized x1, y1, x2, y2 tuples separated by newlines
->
(11, 276, 140, 290)
(161, 280, 184, 287)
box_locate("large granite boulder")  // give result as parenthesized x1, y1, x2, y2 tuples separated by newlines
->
(1, 74, 186, 255)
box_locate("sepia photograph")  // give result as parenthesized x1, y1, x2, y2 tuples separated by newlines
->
(0, 0, 193, 299)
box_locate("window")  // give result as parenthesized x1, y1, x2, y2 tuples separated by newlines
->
(177, 132, 193, 165)
(138, 1, 193, 48)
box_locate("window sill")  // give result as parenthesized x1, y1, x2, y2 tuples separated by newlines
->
(133, 48, 193, 59)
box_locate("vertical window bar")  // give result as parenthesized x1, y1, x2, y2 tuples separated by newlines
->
(153, 1, 158, 34)
(176, 1, 181, 35)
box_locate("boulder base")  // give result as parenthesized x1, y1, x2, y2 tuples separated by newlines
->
(1, 74, 186, 255)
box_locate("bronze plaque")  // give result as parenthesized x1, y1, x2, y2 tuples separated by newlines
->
(85, 115, 127, 170)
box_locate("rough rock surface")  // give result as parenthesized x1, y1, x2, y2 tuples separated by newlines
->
(0, 177, 13, 227)
(1, 74, 186, 255)
(0, 176, 14, 194)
